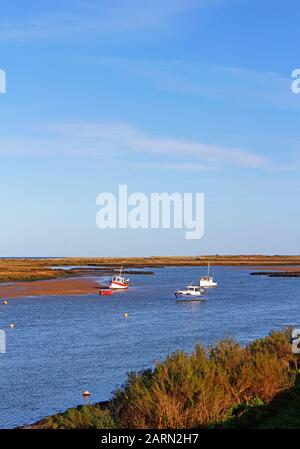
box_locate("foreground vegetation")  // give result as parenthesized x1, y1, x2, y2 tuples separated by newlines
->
(2, 255, 300, 282)
(33, 330, 299, 429)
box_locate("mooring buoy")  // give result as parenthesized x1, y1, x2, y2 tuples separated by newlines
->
(83, 390, 91, 397)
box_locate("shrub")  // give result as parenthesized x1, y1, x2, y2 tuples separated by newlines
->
(111, 330, 296, 428)
(42, 405, 118, 429)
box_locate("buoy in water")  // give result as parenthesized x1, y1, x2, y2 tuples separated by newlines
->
(123, 312, 128, 318)
(3, 300, 8, 305)
(9, 323, 15, 329)
(83, 390, 91, 397)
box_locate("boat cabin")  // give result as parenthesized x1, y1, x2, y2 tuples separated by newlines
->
(187, 285, 202, 292)
(112, 275, 129, 284)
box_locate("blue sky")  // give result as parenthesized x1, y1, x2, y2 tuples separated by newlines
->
(0, 0, 299, 256)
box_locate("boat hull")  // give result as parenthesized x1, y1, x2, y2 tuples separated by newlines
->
(174, 290, 206, 301)
(199, 281, 217, 288)
(99, 289, 112, 296)
(110, 281, 129, 289)
(175, 294, 207, 301)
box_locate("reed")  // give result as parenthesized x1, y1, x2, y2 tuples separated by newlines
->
(2, 255, 300, 282)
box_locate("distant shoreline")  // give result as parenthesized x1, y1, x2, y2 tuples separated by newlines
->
(1, 256, 300, 283)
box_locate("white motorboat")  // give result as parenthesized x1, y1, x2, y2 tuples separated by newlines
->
(175, 284, 206, 300)
(199, 264, 217, 288)
(110, 266, 130, 289)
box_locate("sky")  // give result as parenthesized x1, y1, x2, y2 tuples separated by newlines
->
(0, 0, 299, 256)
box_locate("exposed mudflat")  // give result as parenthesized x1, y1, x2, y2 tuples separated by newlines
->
(0, 276, 102, 299)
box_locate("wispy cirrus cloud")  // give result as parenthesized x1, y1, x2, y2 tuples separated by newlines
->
(0, 121, 275, 171)
(0, 0, 215, 40)
(138, 162, 219, 172)
(91, 58, 300, 110)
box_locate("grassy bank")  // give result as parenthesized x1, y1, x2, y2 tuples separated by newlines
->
(31, 329, 299, 429)
(2, 255, 300, 282)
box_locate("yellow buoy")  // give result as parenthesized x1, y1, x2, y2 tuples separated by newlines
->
(124, 312, 128, 318)
(3, 300, 8, 305)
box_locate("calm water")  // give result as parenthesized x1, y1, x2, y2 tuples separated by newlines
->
(0, 266, 299, 428)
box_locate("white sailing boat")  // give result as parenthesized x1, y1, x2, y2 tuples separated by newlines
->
(199, 263, 217, 288)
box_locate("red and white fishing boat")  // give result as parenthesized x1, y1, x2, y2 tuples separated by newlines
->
(109, 266, 130, 289)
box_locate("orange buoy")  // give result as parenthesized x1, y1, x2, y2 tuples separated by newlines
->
(83, 390, 91, 397)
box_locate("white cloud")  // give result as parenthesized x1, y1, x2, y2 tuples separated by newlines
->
(139, 162, 218, 172)
(91, 59, 300, 111)
(0, 0, 209, 40)
(49, 121, 272, 168)
(0, 121, 273, 171)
